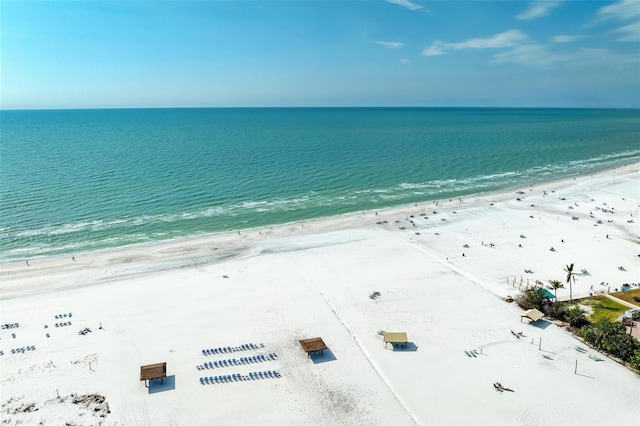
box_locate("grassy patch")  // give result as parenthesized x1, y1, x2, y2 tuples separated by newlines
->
(611, 288, 640, 307)
(575, 296, 629, 322)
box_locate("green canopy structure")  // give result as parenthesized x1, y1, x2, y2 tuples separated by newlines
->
(541, 288, 556, 299)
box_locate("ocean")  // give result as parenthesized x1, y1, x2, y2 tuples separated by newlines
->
(1, 107, 639, 262)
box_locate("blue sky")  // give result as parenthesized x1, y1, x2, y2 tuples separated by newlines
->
(2, 0, 639, 109)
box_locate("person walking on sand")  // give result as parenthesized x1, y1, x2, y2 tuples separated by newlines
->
(25, 260, 29, 266)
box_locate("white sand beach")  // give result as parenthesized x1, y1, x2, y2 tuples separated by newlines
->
(1, 164, 639, 425)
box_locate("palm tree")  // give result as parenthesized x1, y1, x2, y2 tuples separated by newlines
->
(564, 263, 577, 303)
(549, 279, 563, 302)
(564, 305, 586, 327)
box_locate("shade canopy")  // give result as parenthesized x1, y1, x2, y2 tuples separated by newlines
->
(299, 337, 328, 354)
(140, 362, 167, 381)
(383, 332, 408, 344)
(521, 308, 544, 322)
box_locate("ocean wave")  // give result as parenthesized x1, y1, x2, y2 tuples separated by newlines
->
(7, 148, 638, 253)
(364, 151, 640, 203)
(2, 149, 638, 262)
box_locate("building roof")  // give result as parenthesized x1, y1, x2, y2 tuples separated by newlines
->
(521, 308, 545, 322)
(140, 362, 167, 381)
(383, 332, 408, 343)
(299, 337, 328, 353)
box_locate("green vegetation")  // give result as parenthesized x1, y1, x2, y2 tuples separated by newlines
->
(515, 287, 589, 327)
(565, 305, 588, 327)
(564, 263, 577, 303)
(515, 286, 639, 373)
(548, 280, 563, 302)
(515, 287, 546, 311)
(578, 296, 629, 322)
(611, 288, 640, 307)
(581, 320, 640, 372)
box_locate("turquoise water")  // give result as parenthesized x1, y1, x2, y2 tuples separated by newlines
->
(1, 107, 639, 262)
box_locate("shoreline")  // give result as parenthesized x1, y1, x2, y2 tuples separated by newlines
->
(2, 158, 638, 266)
(2, 161, 637, 280)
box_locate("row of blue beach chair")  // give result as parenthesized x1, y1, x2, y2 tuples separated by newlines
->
(55, 321, 72, 327)
(1, 322, 19, 329)
(55, 313, 72, 319)
(197, 353, 277, 370)
(10, 345, 36, 354)
(202, 343, 264, 356)
(199, 370, 281, 384)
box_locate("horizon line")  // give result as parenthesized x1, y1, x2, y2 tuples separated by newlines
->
(3, 105, 639, 112)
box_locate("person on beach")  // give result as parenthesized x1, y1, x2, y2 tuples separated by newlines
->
(25, 260, 29, 266)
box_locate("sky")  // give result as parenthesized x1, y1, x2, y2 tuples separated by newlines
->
(1, 0, 639, 109)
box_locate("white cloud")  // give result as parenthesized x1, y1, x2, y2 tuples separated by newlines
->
(422, 30, 527, 56)
(516, 1, 562, 20)
(551, 35, 583, 43)
(376, 41, 404, 49)
(399, 58, 411, 64)
(422, 45, 446, 56)
(594, 0, 640, 42)
(598, 0, 640, 21)
(494, 44, 640, 67)
(611, 20, 640, 42)
(387, 0, 423, 11)
(493, 44, 563, 66)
